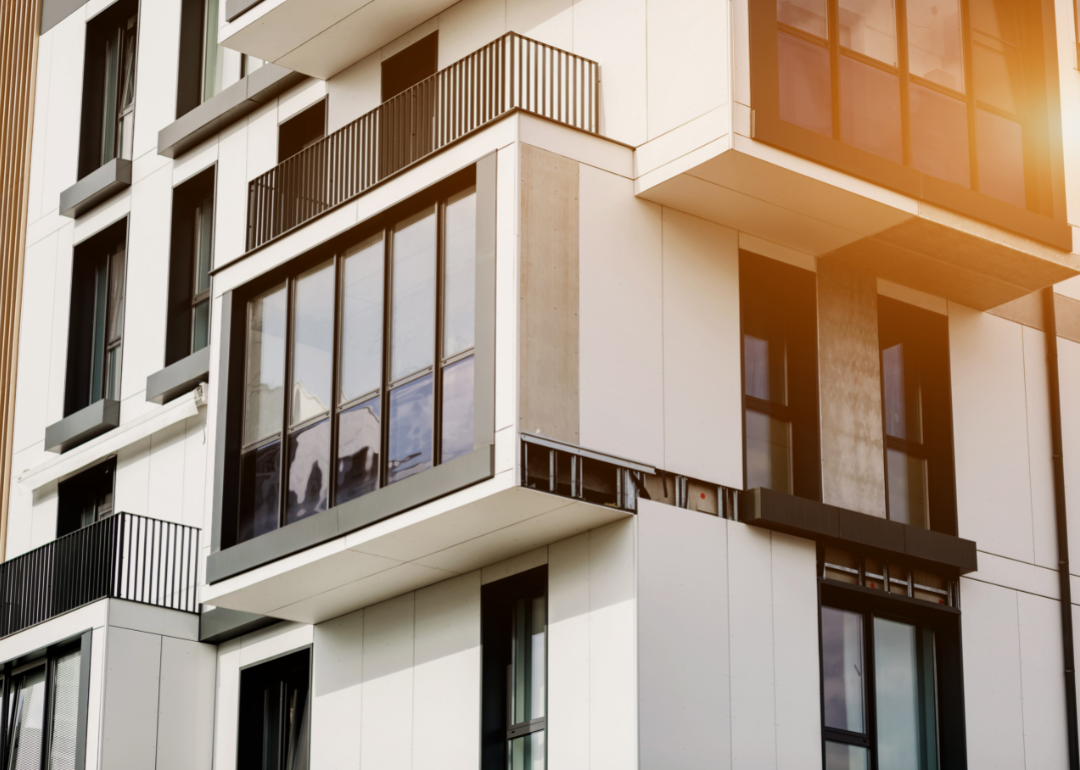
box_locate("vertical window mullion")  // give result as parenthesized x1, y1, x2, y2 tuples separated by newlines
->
(895, 0, 914, 166)
(280, 277, 295, 530)
(959, 0, 979, 192)
(380, 227, 394, 489)
(329, 254, 342, 507)
(828, 0, 841, 141)
(434, 201, 446, 466)
(866, 611, 879, 770)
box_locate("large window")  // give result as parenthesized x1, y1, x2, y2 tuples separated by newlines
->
(236, 185, 478, 544)
(57, 458, 116, 538)
(78, 1, 138, 178)
(238, 649, 309, 770)
(166, 169, 215, 366)
(819, 582, 966, 769)
(177, 0, 264, 117)
(754, 0, 1062, 225)
(740, 252, 821, 500)
(482, 566, 547, 770)
(65, 222, 127, 416)
(878, 298, 956, 535)
(0, 640, 87, 770)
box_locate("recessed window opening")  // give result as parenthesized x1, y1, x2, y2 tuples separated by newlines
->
(57, 458, 117, 538)
(236, 186, 478, 545)
(278, 101, 327, 163)
(238, 649, 310, 770)
(166, 168, 215, 365)
(79, 1, 139, 177)
(381, 32, 439, 101)
(177, 0, 264, 116)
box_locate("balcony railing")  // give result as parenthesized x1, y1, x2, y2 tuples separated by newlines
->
(247, 32, 600, 250)
(0, 513, 199, 639)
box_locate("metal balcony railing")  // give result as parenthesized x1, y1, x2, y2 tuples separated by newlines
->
(247, 32, 600, 250)
(0, 513, 199, 639)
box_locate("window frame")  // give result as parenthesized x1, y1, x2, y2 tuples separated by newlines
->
(177, 0, 264, 118)
(57, 457, 117, 538)
(166, 167, 216, 367)
(749, 0, 1068, 248)
(237, 647, 311, 770)
(818, 579, 968, 770)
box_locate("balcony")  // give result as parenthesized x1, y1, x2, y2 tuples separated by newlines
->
(0, 513, 199, 639)
(246, 33, 599, 251)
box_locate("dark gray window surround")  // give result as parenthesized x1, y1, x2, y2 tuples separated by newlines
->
(45, 399, 121, 454)
(207, 154, 498, 584)
(744, 486, 978, 575)
(41, 0, 92, 34)
(146, 346, 211, 404)
(59, 158, 132, 219)
(225, 0, 265, 23)
(200, 607, 281, 644)
(158, 64, 305, 159)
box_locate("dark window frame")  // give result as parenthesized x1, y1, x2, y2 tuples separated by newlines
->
(57, 457, 117, 538)
(749, 0, 1069, 249)
(166, 167, 216, 367)
(877, 297, 957, 536)
(739, 251, 822, 502)
(226, 166, 483, 548)
(237, 647, 311, 770)
(818, 579, 967, 770)
(277, 100, 327, 164)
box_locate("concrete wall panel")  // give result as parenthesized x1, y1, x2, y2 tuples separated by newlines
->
(156, 637, 216, 770)
(313, 609, 364, 770)
(360, 594, 415, 770)
(100, 627, 162, 770)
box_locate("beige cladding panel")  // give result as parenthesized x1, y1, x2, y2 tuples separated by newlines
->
(519, 143, 580, 444)
(817, 261, 887, 517)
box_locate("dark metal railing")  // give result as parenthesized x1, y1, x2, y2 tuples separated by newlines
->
(0, 512, 199, 639)
(247, 32, 600, 250)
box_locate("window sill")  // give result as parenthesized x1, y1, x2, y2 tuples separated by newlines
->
(44, 399, 121, 454)
(743, 487, 978, 575)
(207, 444, 494, 583)
(157, 64, 306, 159)
(146, 347, 210, 405)
(58, 159, 131, 219)
(225, 0, 265, 22)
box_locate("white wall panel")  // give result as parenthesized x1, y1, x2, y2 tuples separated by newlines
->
(728, 524, 777, 768)
(960, 578, 1026, 770)
(578, 165, 663, 467)
(1017, 592, 1069, 770)
(247, 103, 279, 181)
(771, 532, 821, 770)
(115, 436, 151, 516)
(85, 626, 107, 770)
(213, 640, 242, 770)
(494, 144, 518, 434)
(661, 208, 741, 485)
(42, 13, 85, 218)
(950, 305, 1035, 562)
(13, 233, 58, 454)
(439, 0, 506, 67)
(148, 420, 188, 525)
(1023, 327, 1059, 570)
(238, 621, 313, 666)
(26, 26, 53, 225)
(182, 415, 209, 530)
(637, 501, 729, 770)
(646, 0, 728, 141)
(361, 594, 415, 770)
(588, 520, 637, 769)
(1058, 338, 1080, 576)
(327, 53, 381, 133)
(215, 121, 250, 268)
(548, 532, 591, 770)
(156, 637, 216, 770)
(46, 224, 75, 426)
(313, 609, 364, 770)
(132, 0, 182, 160)
(506, 0, 572, 50)
(413, 573, 482, 770)
(100, 627, 162, 770)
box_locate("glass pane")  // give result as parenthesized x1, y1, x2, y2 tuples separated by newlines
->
(391, 207, 437, 382)
(745, 410, 793, 493)
(91, 261, 108, 402)
(194, 195, 214, 296)
(970, 0, 1019, 44)
(50, 650, 82, 770)
(509, 731, 545, 770)
(240, 440, 281, 542)
(388, 373, 433, 484)
(839, 0, 897, 65)
(290, 262, 334, 426)
(193, 299, 210, 352)
(120, 25, 137, 110)
(778, 32, 833, 137)
(441, 356, 475, 464)
(882, 344, 921, 441)
(444, 189, 477, 357)
(340, 234, 384, 404)
(202, 0, 225, 102)
(337, 397, 381, 505)
(909, 84, 970, 188)
(977, 109, 1025, 208)
(105, 345, 122, 401)
(874, 618, 924, 770)
(245, 285, 288, 445)
(8, 666, 46, 770)
(907, 0, 964, 92)
(101, 33, 119, 163)
(825, 741, 870, 770)
(973, 36, 1022, 115)
(778, 0, 828, 38)
(840, 56, 903, 163)
(107, 247, 126, 344)
(744, 334, 786, 404)
(286, 419, 330, 524)
(887, 448, 929, 528)
(821, 607, 866, 733)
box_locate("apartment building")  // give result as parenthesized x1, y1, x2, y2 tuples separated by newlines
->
(5, 0, 1080, 767)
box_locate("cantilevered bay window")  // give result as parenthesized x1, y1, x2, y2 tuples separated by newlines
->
(236, 185, 479, 544)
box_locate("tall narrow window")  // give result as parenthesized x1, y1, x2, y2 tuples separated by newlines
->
(235, 185, 479, 544)
(177, 0, 262, 116)
(79, 2, 138, 177)
(65, 223, 127, 416)
(237, 649, 310, 770)
(482, 567, 547, 770)
(740, 252, 821, 500)
(57, 458, 116, 537)
(878, 298, 956, 534)
(166, 168, 215, 366)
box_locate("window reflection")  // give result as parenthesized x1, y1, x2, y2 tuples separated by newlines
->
(839, 0, 897, 65)
(825, 742, 870, 770)
(290, 262, 334, 426)
(245, 285, 287, 445)
(906, 0, 964, 92)
(340, 235, 384, 405)
(779, 33, 833, 137)
(778, 0, 828, 38)
(441, 356, 475, 464)
(337, 397, 381, 504)
(240, 440, 281, 541)
(841, 56, 903, 163)
(388, 374, 434, 484)
(874, 619, 934, 770)
(821, 607, 866, 733)
(977, 109, 1025, 208)
(909, 84, 969, 187)
(286, 419, 330, 524)
(391, 208, 437, 382)
(444, 189, 477, 358)
(746, 410, 793, 493)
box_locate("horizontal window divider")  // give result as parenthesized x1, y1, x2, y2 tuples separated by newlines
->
(288, 411, 331, 434)
(821, 577, 961, 616)
(744, 395, 793, 420)
(884, 434, 927, 457)
(507, 717, 546, 739)
(822, 728, 871, 747)
(388, 366, 435, 390)
(339, 390, 381, 412)
(241, 433, 283, 454)
(442, 347, 476, 367)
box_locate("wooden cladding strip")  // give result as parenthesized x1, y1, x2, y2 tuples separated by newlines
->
(0, 0, 42, 562)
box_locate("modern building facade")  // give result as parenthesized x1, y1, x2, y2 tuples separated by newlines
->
(6, 0, 1080, 767)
